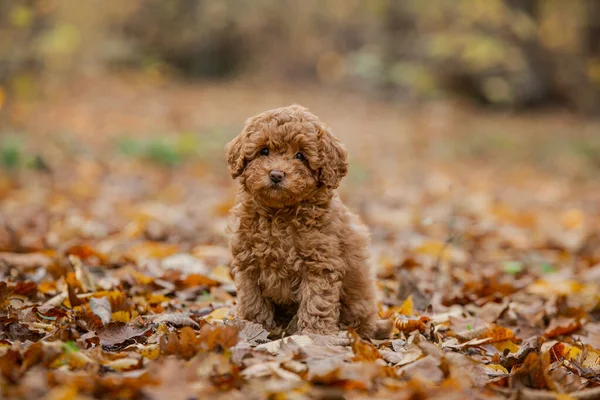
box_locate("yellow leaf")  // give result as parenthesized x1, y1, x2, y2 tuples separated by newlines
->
(147, 294, 170, 304)
(562, 344, 582, 360)
(203, 307, 232, 322)
(130, 270, 154, 285)
(139, 344, 160, 360)
(398, 296, 415, 316)
(555, 395, 575, 400)
(126, 242, 179, 261)
(415, 240, 450, 260)
(493, 340, 519, 353)
(0, 87, 5, 110)
(111, 311, 131, 323)
(209, 265, 233, 284)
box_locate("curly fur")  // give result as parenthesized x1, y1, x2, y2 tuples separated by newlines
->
(226, 105, 384, 338)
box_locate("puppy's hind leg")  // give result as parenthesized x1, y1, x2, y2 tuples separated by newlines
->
(339, 263, 380, 339)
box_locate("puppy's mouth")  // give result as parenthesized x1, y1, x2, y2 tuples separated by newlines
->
(265, 183, 286, 195)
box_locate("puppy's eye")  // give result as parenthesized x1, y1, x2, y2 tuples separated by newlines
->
(295, 152, 305, 161)
(259, 147, 270, 156)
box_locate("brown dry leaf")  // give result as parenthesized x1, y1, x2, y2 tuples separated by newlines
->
(235, 320, 270, 346)
(0, 252, 54, 270)
(13, 281, 37, 297)
(511, 352, 554, 390)
(398, 355, 444, 383)
(80, 310, 104, 332)
(179, 326, 198, 359)
(380, 348, 423, 366)
(98, 322, 152, 350)
(502, 336, 544, 371)
(2, 322, 45, 342)
(66, 284, 85, 308)
(160, 331, 181, 356)
(256, 335, 313, 354)
(153, 313, 200, 329)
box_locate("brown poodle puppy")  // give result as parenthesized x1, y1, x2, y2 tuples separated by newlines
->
(226, 105, 381, 338)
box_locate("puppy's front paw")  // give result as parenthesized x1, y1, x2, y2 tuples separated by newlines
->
(297, 316, 339, 336)
(303, 332, 349, 346)
(237, 305, 275, 331)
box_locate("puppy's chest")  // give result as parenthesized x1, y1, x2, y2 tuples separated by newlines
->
(250, 217, 303, 304)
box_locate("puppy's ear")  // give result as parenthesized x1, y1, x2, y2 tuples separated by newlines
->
(317, 125, 348, 189)
(225, 131, 247, 179)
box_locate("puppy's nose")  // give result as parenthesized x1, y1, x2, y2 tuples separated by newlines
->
(269, 170, 284, 183)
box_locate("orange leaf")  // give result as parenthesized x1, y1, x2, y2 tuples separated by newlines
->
(549, 342, 565, 363)
(198, 324, 239, 351)
(177, 274, 220, 289)
(348, 328, 381, 361)
(66, 245, 106, 263)
(394, 318, 426, 333)
(486, 325, 516, 343)
(126, 242, 179, 261)
(544, 318, 582, 339)
(179, 326, 199, 360)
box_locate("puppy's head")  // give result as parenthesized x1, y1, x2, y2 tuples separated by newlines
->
(226, 105, 348, 208)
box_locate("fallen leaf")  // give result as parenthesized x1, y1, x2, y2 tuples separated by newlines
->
(235, 320, 269, 346)
(348, 328, 381, 361)
(153, 313, 200, 329)
(98, 322, 152, 350)
(544, 317, 582, 339)
(89, 296, 112, 325)
(256, 335, 313, 355)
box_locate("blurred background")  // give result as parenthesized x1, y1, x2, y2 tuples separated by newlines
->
(2, 0, 600, 110)
(0, 0, 599, 275)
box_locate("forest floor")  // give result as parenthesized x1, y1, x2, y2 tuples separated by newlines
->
(1, 73, 600, 399)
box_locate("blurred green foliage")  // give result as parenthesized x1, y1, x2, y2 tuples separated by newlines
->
(0, 0, 599, 112)
(117, 137, 186, 167)
(0, 135, 51, 172)
(0, 136, 24, 170)
(115, 131, 229, 167)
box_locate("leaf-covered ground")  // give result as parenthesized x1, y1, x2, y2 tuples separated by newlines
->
(1, 75, 600, 399)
